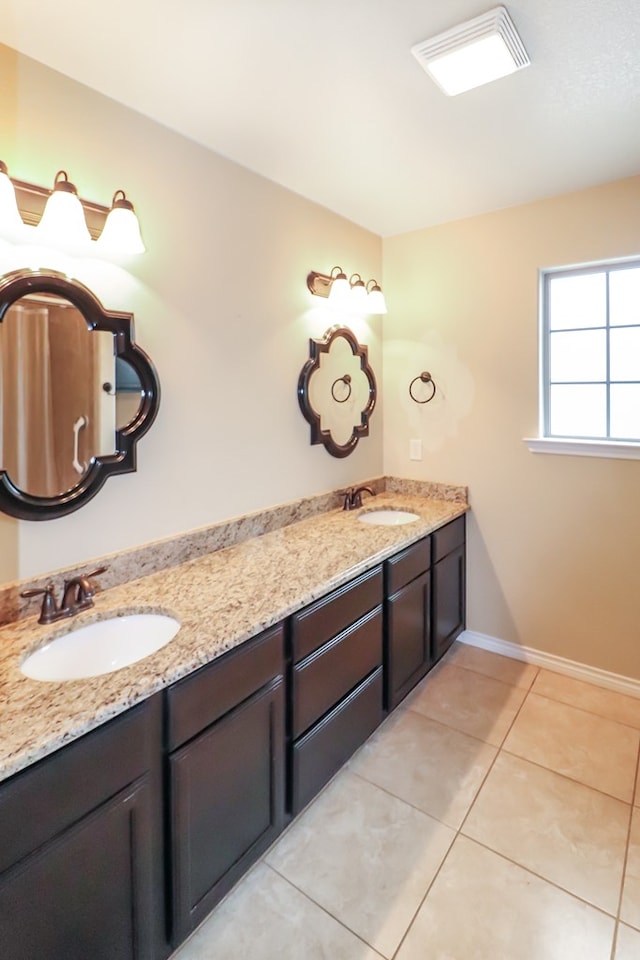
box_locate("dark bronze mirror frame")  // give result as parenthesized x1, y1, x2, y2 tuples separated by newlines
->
(297, 325, 377, 458)
(0, 268, 160, 520)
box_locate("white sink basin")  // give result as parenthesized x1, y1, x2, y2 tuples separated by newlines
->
(358, 510, 420, 526)
(21, 613, 181, 682)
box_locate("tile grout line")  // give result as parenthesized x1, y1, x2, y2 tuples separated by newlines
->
(498, 743, 637, 806)
(453, 651, 640, 732)
(521, 688, 640, 735)
(388, 663, 539, 958)
(263, 861, 388, 959)
(610, 741, 640, 960)
(456, 833, 620, 922)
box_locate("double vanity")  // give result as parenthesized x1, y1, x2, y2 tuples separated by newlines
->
(0, 488, 467, 960)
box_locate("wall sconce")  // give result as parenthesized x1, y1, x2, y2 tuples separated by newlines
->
(0, 161, 145, 255)
(307, 266, 387, 315)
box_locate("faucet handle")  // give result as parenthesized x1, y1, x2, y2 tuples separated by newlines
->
(342, 487, 355, 511)
(83, 566, 107, 598)
(20, 582, 59, 624)
(65, 565, 108, 604)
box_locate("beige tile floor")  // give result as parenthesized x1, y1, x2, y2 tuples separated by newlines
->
(173, 642, 640, 960)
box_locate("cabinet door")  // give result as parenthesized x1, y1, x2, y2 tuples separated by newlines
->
(169, 678, 285, 945)
(0, 778, 156, 960)
(386, 570, 431, 710)
(433, 544, 465, 662)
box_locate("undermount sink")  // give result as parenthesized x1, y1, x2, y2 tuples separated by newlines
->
(358, 510, 420, 526)
(21, 613, 181, 682)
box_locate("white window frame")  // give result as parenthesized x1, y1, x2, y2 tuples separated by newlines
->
(525, 255, 640, 460)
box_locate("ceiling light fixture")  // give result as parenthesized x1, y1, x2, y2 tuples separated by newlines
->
(411, 5, 530, 96)
(307, 267, 387, 315)
(0, 162, 145, 256)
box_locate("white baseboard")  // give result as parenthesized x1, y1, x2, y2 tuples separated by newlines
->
(458, 630, 640, 700)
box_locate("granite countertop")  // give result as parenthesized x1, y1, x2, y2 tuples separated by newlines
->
(0, 493, 467, 782)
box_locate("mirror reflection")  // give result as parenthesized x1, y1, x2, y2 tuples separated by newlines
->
(0, 293, 142, 498)
(308, 336, 373, 447)
(298, 325, 377, 458)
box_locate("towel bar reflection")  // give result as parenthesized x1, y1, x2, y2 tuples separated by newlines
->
(331, 374, 352, 403)
(72, 415, 88, 474)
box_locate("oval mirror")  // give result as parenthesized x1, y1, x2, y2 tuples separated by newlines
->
(0, 269, 160, 520)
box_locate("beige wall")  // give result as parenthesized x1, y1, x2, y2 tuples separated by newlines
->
(0, 46, 383, 581)
(383, 177, 640, 679)
(3, 45, 640, 681)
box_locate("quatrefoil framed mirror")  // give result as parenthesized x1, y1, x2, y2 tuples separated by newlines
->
(0, 268, 160, 520)
(297, 325, 377, 458)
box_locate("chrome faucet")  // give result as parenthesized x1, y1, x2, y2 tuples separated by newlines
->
(21, 566, 108, 625)
(342, 486, 376, 510)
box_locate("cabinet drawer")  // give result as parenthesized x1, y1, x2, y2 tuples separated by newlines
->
(292, 607, 382, 738)
(166, 623, 283, 751)
(432, 515, 465, 563)
(0, 695, 160, 876)
(385, 538, 431, 596)
(291, 667, 383, 814)
(291, 566, 383, 663)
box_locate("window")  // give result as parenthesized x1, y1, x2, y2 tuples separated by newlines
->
(527, 258, 640, 459)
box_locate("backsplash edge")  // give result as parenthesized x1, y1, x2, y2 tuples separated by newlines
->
(0, 476, 467, 626)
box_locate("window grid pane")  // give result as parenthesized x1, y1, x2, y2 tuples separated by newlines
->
(544, 260, 640, 443)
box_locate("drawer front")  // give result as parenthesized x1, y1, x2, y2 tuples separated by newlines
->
(385, 537, 431, 596)
(291, 566, 383, 663)
(166, 623, 283, 751)
(292, 607, 382, 738)
(0, 695, 160, 876)
(432, 515, 466, 563)
(291, 668, 383, 814)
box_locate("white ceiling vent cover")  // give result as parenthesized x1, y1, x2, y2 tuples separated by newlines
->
(411, 5, 530, 96)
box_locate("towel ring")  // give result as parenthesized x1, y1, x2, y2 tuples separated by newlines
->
(331, 374, 352, 403)
(409, 371, 436, 404)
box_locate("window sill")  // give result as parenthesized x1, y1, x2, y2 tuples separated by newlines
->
(524, 437, 640, 460)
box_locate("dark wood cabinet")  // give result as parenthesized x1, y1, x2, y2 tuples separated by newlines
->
(386, 570, 432, 709)
(289, 566, 384, 814)
(432, 516, 466, 662)
(166, 624, 285, 947)
(385, 515, 466, 707)
(0, 508, 467, 958)
(385, 539, 433, 710)
(0, 696, 165, 960)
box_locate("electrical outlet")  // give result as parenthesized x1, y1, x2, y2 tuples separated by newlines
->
(409, 438, 422, 461)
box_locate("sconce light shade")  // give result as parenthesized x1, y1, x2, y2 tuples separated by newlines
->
(349, 273, 368, 309)
(366, 279, 387, 315)
(36, 170, 91, 246)
(97, 190, 145, 254)
(327, 267, 351, 308)
(0, 161, 26, 238)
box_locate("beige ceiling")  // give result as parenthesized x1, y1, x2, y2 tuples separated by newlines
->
(4, 0, 640, 236)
